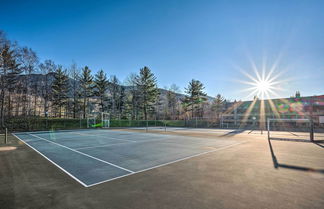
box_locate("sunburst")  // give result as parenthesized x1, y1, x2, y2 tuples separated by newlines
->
(231, 55, 293, 129)
(236, 59, 287, 100)
(247, 74, 276, 99)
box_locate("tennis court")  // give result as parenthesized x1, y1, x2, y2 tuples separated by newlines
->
(13, 129, 243, 187)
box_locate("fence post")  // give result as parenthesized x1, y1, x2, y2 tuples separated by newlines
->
(267, 118, 270, 140)
(5, 128, 8, 144)
(310, 119, 314, 142)
(46, 112, 48, 129)
(221, 115, 223, 128)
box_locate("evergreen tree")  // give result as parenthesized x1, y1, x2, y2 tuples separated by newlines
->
(212, 94, 225, 121)
(52, 67, 69, 118)
(108, 75, 120, 118)
(0, 40, 21, 126)
(94, 70, 109, 113)
(136, 66, 159, 120)
(183, 79, 207, 118)
(80, 66, 94, 118)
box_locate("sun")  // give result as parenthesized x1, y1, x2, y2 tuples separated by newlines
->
(254, 79, 272, 95)
(234, 54, 292, 100)
(243, 72, 277, 99)
(257, 80, 270, 92)
(237, 66, 284, 100)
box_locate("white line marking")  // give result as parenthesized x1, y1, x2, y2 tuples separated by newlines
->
(73, 132, 136, 142)
(28, 134, 134, 173)
(86, 141, 245, 187)
(12, 133, 88, 187)
(75, 142, 131, 150)
(22, 138, 44, 143)
(15, 129, 88, 135)
(75, 137, 171, 150)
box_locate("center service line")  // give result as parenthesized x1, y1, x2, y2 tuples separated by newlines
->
(28, 134, 134, 173)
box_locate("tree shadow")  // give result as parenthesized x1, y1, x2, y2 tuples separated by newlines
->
(268, 138, 324, 174)
(219, 129, 246, 137)
(248, 129, 265, 135)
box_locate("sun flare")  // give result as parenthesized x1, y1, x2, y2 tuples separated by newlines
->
(237, 61, 287, 100)
(242, 72, 278, 100)
(256, 80, 271, 92)
(252, 78, 274, 99)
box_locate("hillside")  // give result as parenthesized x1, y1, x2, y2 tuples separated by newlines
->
(14, 73, 215, 101)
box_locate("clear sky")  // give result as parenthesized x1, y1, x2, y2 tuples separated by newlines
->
(1, 0, 323, 100)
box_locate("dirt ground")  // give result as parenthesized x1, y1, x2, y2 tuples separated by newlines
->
(0, 129, 323, 209)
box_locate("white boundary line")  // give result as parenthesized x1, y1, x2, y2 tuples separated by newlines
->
(86, 141, 245, 187)
(75, 137, 170, 150)
(75, 141, 132, 150)
(73, 132, 136, 142)
(28, 134, 134, 173)
(20, 129, 90, 135)
(12, 133, 88, 187)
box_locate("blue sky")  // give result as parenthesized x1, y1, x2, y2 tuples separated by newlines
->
(1, 0, 324, 100)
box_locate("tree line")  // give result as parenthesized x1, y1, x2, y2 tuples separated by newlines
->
(0, 30, 226, 127)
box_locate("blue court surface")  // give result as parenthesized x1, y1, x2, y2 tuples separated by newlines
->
(13, 129, 243, 187)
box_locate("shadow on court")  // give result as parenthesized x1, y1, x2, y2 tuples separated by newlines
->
(267, 138, 324, 173)
(269, 137, 324, 148)
(314, 141, 324, 148)
(219, 129, 245, 137)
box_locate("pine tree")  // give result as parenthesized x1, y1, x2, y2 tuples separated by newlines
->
(183, 79, 207, 118)
(136, 66, 159, 120)
(212, 94, 225, 121)
(80, 66, 94, 118)
(52, 67, 69, 118)
(0, 41, 21, 126)
(94, 70, 109, 113)
(109, 75, 119, 118)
